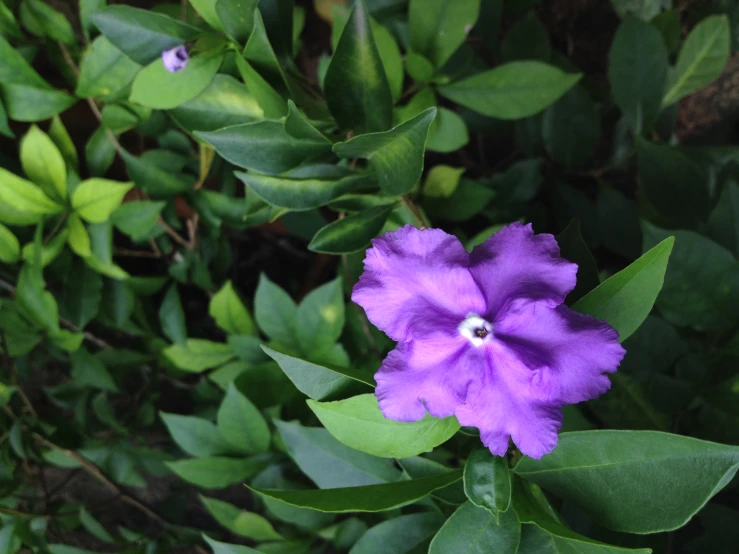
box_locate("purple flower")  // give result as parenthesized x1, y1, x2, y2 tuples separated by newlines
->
(162, 46, 189, 73)
(352, 223, 625, 459)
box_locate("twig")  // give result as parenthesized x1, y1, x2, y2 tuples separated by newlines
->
(0, 331, 37, 418)
(114, 248, 162, 259)
(401, 196, 427, 229)
(158, 218, 190, 247)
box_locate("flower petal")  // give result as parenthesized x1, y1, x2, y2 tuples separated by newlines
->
(469, 223, 577, 317)
(454, 343, 563, 459)
(495, 301, 626, 404)
(352, 225, 485, 341)
(375, 334, 482, 422)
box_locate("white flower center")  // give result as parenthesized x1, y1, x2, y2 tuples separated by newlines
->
(458, 313, 493, 347)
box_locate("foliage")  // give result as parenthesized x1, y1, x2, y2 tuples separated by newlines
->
(0, 0, 736, 552)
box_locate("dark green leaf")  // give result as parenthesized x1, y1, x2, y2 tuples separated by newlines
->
(160, 412, 235, 457)
(71, 348, 118, 392)
(463, 448, 511, 517)
(325, 0, 392, 134)
(121, 149, 193, 196)
(409, 0, 480, 68)
(217, 383, 271, 454)
(167, 455, 270, 488)
(60, 259, 103, 329)
(500, 11, 550, 62)
(557, 220, 600, 305)
(159, 284, 187, 345)
(203, 534, 261, 554)
(350, 513, 444, 554)
(295, 277, 344, 356)
(111, 200, 165, 241)
(309, 205, 394, 254)
(201, 495, 284, 540)
(215, 0, 258, 44)
(76, 36, 142, 99)
(542, 85, 599, 169)
(254, 274, 297, 344)
(429, 501, 520, 554)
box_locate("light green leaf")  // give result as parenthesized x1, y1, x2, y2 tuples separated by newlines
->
(263, 346, 373, 401)
(0, 167, 63, 223)
(325, 0, 392, 134)
(0, 223, 20, 263)
(254, 273, 297, 344)
(217, 383, 271, 454)
(429, 502, 520, 554)
(167, 455, 269, 488)
(20, 125, 67, 202)
(49, 115, 78, 171)
(190, 0, 223, 31)
(333, 108, 436, 196)
(514, 430, 739, 534)
(130, 52, 223, 110)
(295, 277, 344, 357)
(201, 495, 284, 540)
(235, 55, 287, 119)
(249, 470, 463, 512)
(423, 165, 465, 198)
(215, 0, 258, 44)
(308, 394, 460, 459)
(210, 281, 256, 336)
(609, 16, 668, 133)
(573, 237, 673, 342)
(276, 420, 401, 489)
(409, 0, 480, 68)
(164, 339, 235, 372)
(21, 227, 68, 267)
(160, 412, 235, 457)
(463, 448, 511, 517)
(92, 5, 200, 65)
(76, 36, 142, 99)
(438, 61, 581, 120)
(663, 15, 730, 106)
(309, 205, 394, 254)
(72, 179, 134, 223)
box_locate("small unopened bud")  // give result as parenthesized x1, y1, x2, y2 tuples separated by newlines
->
(162, 46, 189, 73)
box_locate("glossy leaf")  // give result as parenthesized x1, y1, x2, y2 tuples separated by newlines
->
(76, 36, 142, 99)
(350, 513, 444, 554)
(111, 200, 165, 241)
(0, 223, 20, 263)
(663, 15, 730, 106)
(514, 430, 739, 534)
(309, 205, 394, 254)
(324, 0, 392, 134)
(308, 394, 460, 459)
(438, 61, 581, 120)
(573, 237, 673, 342)
(333, 108, 436, 196)
(463, 448, 511, 517)
(215, 0, 258, 44)
(0, 168, 63, 223)
(429, 501, 520, 554)
(249, 470, 462, 512)
(201, 495, 284, 540)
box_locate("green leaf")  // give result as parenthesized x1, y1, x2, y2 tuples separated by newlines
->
(637, 139, 709, 224)
(49, 115, 78, 171)
(642, 222, 739, 331)
(427, 108, 469, 153)
(333, 108, 436, 196)
(254, 274, 297, 344)
(429, 502, 520, 554)
(514, 430, 739, 534)
(325, 0, 392, 134)
(557, 219, 600, 305)
(438, 61, 581, 120)
(16, 263, 60, 333)
(203, 535, 261, 554)
(235, 55, 287, 119)
(350, 513, 444, 554)
(513, 479, 651, 554)
(662, 15, 730, 107)
(309, 205, 394, 254)
(21, 227, 68, 267)
(423, 165, 465, 198)
(59, 258, 103, 328)
(20, 125, 67, 202)
(276, 420, 400, 489)
(295, 277, 344, 356)
(0, 223, 20, 263)
(170, 74, 263, 132)
(167, 455, 269, 488)
(542, 85, 599, 169)
(241, 8, 291, 96)
(79, 506, 115, 543)
(210, 281, 256, 336)
(708, 180, 739, 256)
(121, 150, 193, 196)
(236, 170, 371, 211)
(76, 36, 142, 99)
(164, 339, 234, 373)
(130, 52, 223, 110)
(20, 0, 75, 44)
(409, 0, 480, 68)
(160, 412, 235, 457)
(159, 284, 187, 345)
(85, 127, 116, 178)
(609, 16, 668, 133)
(0, 167, 63, 222)
(215, 0, 258, 44)
(263, 346, 373, 401)
(92, 6, 200, 65)
(201, 496, 284, 540)
(500, 11, 550, 63)
(197, 102, 331, 175)
(72, 179, 134, 223)
(190, 0, 223, 30)
(250, 470, 462, 512)
(573, 237, 673, 342)
(463, 448, 511, 517)
(71, 348, 117, 392)
(308, 394, 460, 459)
(610, 0, 668, 20)
(217, 383, 271, 455)
(0, 83, 76, 122)
(111, 200, 165, 241)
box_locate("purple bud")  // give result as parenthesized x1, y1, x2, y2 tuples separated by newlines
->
(162, 46, 189, 73)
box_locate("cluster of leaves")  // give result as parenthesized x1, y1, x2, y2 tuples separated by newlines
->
(0, 0, 738, 552)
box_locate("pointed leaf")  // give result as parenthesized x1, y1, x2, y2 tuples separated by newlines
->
(217, 383, 271, 454)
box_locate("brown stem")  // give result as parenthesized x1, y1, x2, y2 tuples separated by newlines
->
(401, 196, 427, 229)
